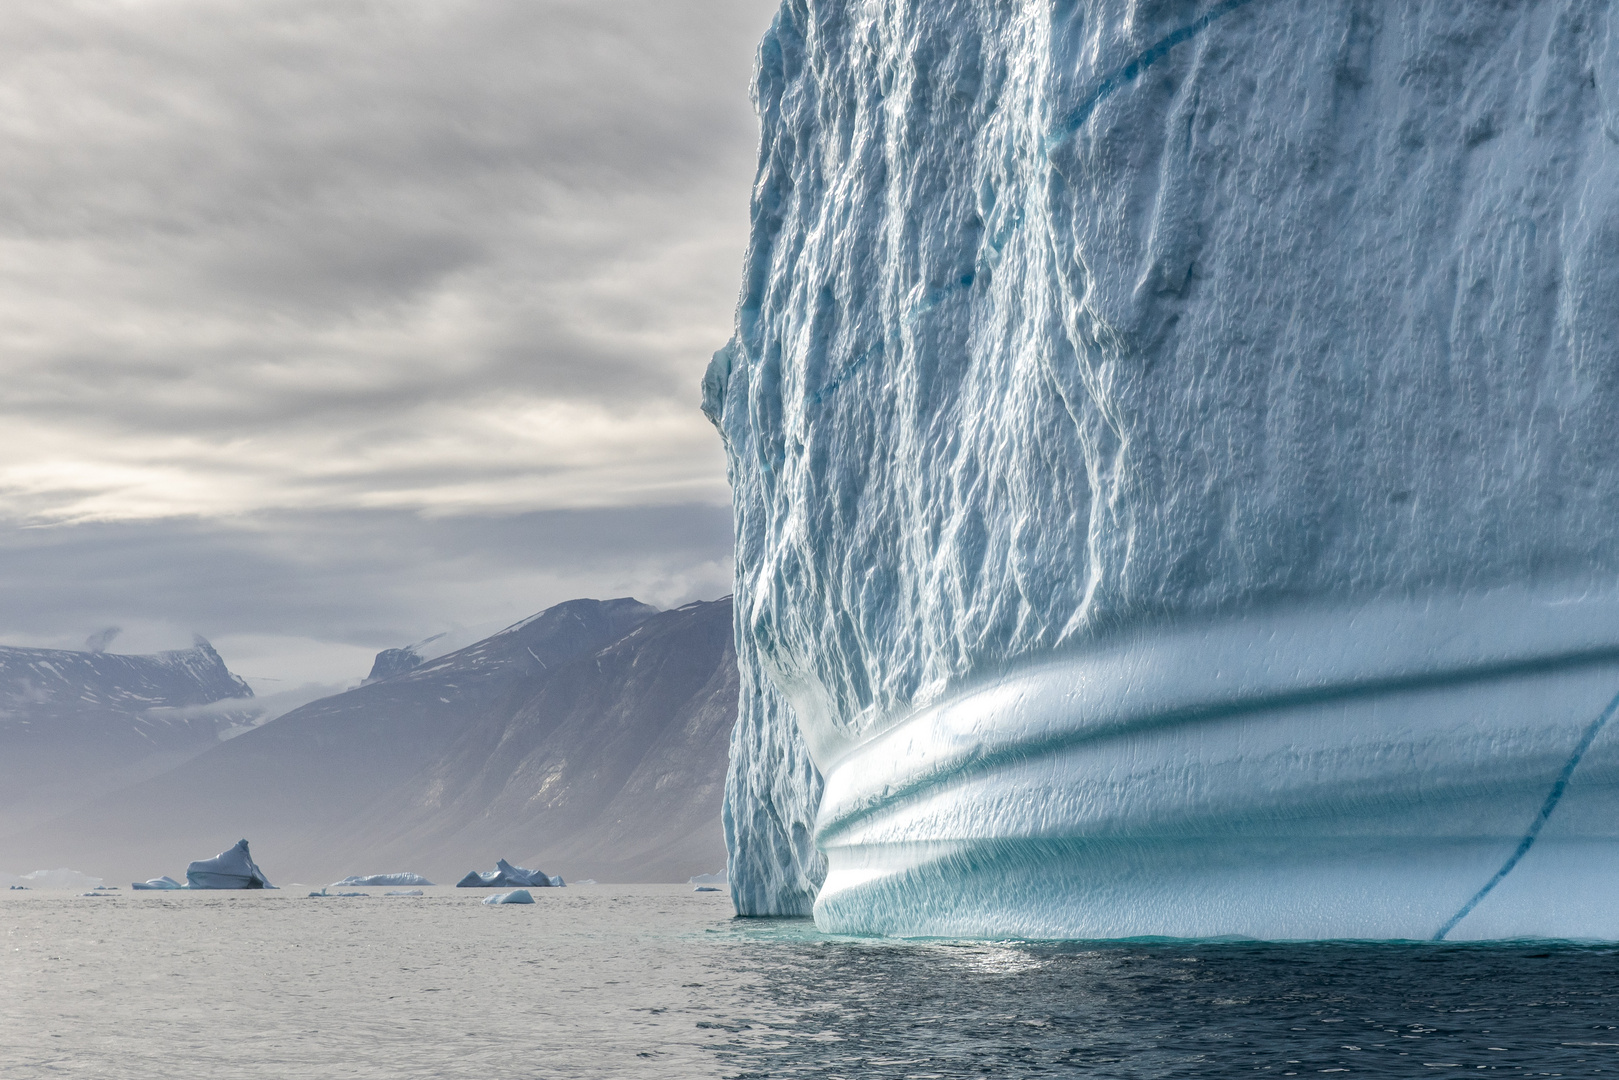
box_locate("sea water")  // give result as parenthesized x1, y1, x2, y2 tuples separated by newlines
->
(2, 885, 1616, 1078)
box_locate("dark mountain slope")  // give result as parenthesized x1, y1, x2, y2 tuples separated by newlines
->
(344, 598, 737, 881)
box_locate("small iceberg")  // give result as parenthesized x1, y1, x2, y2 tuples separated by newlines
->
(482, 889, 534, 905)
(694, 886, 722, 893)
(328, 873, 434, 887)
(186, 840, 274, 890)
(306, 889, 367, 898)
(132, 876, 183, 890)
(384, 889, 424, 897)
(455, 859, 561, 888)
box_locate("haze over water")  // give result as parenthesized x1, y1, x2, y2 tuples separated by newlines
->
(4, 886, 1615, 1078)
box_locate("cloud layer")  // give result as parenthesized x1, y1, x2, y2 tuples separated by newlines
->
(0, 0, 772, 521)
(0, 0, 771, 680)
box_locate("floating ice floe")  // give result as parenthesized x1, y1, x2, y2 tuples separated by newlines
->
(455, 859, 561, 888)
(186, 840, 273, 889)
(694, 887, 721, 893)
(132, 876, 183, 890)
(306, 889, 366, 898)
(384, 889, 424, 896)
(482, 889, 534, 905)
(328, 873, 434, 887)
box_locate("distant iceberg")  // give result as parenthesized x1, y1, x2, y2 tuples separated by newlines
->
(1, 868, 103, 891)
(688, 871, 727, 885)
(482, 889, 534, 905)
(329, 873, 433, 887)
(132, 876, 183, 890)
(455, 859, 561, 888)
(186, 840, 273, 890)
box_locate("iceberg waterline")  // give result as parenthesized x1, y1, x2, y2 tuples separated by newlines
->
(708, 0, 1619, 936)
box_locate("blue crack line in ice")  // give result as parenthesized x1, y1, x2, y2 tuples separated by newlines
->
(807, 0, 1262, 408)
(1432, 686, 1619, 941)
(1046, 0, 1261, 151)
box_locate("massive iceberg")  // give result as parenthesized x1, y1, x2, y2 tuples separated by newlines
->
(706, 0, 1619, 939)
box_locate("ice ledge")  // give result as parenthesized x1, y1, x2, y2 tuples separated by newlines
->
(812, 583, 1619, 940)
(817, 583, 1619, 840)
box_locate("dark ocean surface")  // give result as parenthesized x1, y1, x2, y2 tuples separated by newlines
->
(711, 922, 1619, 1078)
(2, 885, 1613, 1078)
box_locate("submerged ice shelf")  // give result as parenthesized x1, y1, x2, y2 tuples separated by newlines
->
(707, 0, 1619, 938)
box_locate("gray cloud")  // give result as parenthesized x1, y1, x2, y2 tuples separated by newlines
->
(0, 0, 768, 682)
(0, 0, 773, 521)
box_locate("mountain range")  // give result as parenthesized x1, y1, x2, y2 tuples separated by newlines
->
(0, 597, 736, 885)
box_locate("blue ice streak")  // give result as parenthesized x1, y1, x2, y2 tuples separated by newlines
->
(1432, 687, 1619, 941)
(1048, 0, 1261, 150)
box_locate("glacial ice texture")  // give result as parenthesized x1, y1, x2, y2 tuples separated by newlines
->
(707, 0, 1619, 936)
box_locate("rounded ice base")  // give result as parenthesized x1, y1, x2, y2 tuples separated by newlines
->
(810, 586, 1619, 940)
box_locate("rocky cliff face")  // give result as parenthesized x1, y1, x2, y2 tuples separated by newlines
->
(707, 0, 1619, 930)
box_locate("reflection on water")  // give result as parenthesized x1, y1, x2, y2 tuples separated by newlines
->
(708, 920, 1619, 1078)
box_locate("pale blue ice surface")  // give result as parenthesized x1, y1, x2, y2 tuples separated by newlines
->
(707, 0, 1619, 938)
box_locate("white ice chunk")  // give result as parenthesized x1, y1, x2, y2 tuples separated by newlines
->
(482, 889, 534, 905)
(185, 839, 273, 890)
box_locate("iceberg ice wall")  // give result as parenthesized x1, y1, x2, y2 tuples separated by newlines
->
(706, 0, 1619, 937)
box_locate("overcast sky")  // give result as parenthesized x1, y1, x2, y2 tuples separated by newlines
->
(0, 0, 775, 691)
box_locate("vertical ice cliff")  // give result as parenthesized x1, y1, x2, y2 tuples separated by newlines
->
(707, 0, 1619, 936)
